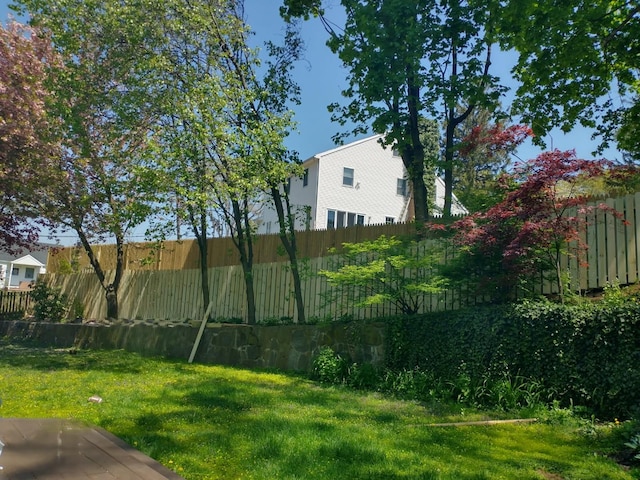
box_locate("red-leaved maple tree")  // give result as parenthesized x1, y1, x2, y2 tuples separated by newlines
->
(0, 20, 60, 253)
(455, 122, 533, 213)
(451, 149, 627, 301)
(459, 123, 534, 159)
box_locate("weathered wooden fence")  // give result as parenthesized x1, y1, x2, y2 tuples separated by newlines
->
(0, 291, 32, 316)
(35, 192, 640, 322)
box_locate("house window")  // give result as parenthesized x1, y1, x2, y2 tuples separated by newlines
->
(265, 222, 272, 234)
(397, 178, 408, 196)
(385, 217, 395, 224)
(327, 210, 336, 229)
(284, 178, 291, 194)
(24, 268, 35, 279)
(303, 169, 309, 187)
(328, 209, 365, 229)
(392, 147, 400, 157)
(11, 267, 19, 276)
(343, 167, 354, 187)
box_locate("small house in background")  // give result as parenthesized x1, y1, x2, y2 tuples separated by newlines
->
(256, 134, 467, 234)
(0, 244, 51, 290)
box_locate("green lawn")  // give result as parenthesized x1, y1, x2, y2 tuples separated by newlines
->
(0, 343, 635, 480)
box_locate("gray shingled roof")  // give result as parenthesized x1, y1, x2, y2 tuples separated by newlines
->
(0, 244, 55, 266)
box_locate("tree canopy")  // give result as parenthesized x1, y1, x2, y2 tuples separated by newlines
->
(496, 0, 639, 156)
(282, 0, 506, 222)
(0, 20, 60, 252)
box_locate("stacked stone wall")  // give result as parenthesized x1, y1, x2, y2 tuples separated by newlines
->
(0, 320, 385, 371)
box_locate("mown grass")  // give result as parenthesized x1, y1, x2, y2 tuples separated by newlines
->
(0, 343, 636, 480)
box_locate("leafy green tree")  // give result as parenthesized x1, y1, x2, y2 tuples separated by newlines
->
(283, 0, 506, 222)
(496, 0, 639, 154)
(17, 0, 163, 319)
(319, 235, 447, 315)
(260, 29, 308, 323)
(147, 1, 303, 325)
(146, 0, 246, 317)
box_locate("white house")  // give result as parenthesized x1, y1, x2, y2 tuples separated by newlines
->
(0, 245, 50, 289)
(257, 134, 467, 233)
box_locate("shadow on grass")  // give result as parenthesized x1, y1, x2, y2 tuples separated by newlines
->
(0, 341, 153, 374)
(95, 376, 539, 480)
(1, 343, 633, 479)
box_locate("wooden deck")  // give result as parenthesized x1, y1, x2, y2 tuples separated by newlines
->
(0, 418, 184, 480)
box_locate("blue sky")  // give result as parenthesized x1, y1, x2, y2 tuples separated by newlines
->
(1, 1, 624, 244)
(2, 0, 622, 162)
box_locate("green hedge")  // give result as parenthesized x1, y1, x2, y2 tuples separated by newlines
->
(385, 299, 640, 418)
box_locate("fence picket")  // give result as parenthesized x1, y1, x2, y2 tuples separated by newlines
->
(0, 195, 634, 321)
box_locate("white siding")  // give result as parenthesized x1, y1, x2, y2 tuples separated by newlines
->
(315, 135, 408, 228)
(256, 134, 467, 234)
(257, 159, 320, 232)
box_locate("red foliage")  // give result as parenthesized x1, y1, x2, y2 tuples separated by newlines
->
(452, 150, 627, 291)
(0, 20, 60, 252)
(459, 123, 533, 158)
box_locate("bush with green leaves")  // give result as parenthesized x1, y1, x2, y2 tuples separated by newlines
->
(319, 235, 448, 315)
(384, 295, 640, 418)
(31, 281, 69, 322)
(311, 346, 349, 384)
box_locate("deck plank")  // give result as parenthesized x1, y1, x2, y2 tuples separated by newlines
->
(0, 419, 184, 480)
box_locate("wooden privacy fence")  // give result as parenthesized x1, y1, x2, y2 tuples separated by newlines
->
(0, 291, 32, 316)
(46, 220, 455, 273)
(42, 192, 640, 322)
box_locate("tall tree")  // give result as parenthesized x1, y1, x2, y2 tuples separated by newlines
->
(0, 20, 60, 252)
(148, 0, 243, 317)
(496, 0, 639, 154)
(283, 0, 506, 221)
(18, 0, 162, 318)
(260, 29, 307, 323)
(150, 0, 303, 324)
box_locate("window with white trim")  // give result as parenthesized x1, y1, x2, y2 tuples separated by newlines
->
(342, 167, 354, 187)
(327, 209, 366, 229)
(385, 216, 395, 224)
(327, 210, 336, 229)
(303, 168, 309, 187)
(24, 267, 35, 279)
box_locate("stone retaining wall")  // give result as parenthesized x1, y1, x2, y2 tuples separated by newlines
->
(0, 320, 386, 371)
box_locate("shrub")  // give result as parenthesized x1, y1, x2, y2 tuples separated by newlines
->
(311, 347, 349, 384)
(384, 298, 640, 418)
(31, 281, 69, 322)
(319, 235, 448, 315)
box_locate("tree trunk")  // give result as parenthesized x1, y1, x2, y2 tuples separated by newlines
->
(187, 203, 212, 318)
(231, 197, 256, 325)
(106, 285, 118, 319)
(443, 118, 456, 218)
(197, 211, 210, 311)
(405, 73, 429, 226)
(270, 186, 306, 323)
(76, 227, 122, 319)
